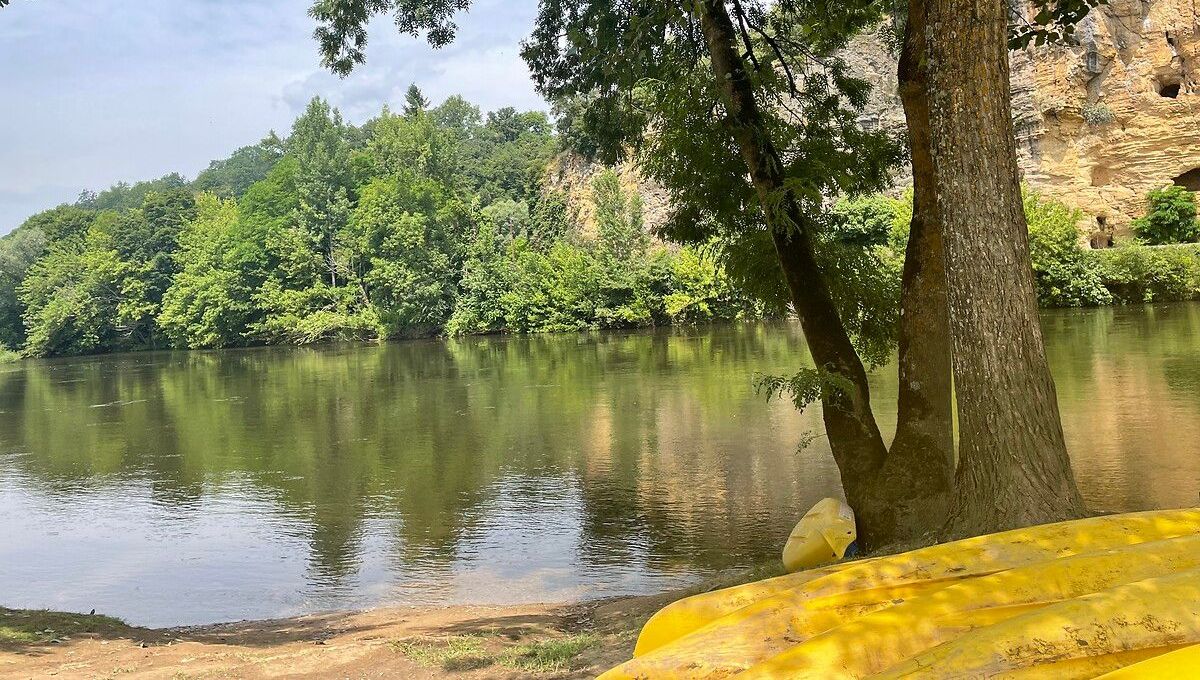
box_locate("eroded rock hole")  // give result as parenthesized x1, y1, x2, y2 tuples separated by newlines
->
(1157, 78, 1181, 98)
(1173, 168, 1200, 192)
(1090, 217, 1114, 249)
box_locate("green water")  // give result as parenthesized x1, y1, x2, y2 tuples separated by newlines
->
(2, 304, 1199, 626)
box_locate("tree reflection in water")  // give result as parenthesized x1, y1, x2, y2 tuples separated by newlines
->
(2, 306, 1198, 626)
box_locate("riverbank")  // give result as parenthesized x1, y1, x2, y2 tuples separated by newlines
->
(0, 566, 782, 679)
(0, 601, 637, 679)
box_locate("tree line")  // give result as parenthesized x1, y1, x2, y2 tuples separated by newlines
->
(0, 89, 765, 358)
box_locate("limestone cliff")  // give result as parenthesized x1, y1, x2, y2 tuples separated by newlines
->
(543, 153, 672, 238)
(1011, 0, 1199, 243)
(550, 1, 1199, 244)
(849, 0, 1199, 243)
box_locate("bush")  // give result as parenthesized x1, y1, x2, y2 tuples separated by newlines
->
(830, 194, 901, 248)
(1024, 191, 1112, 306)
(1133, 186, 1200, 245)
(1081, 103, 1115, 126)
(663, 246, 760, 323)
(836, 188, 1200, 310)
(817, 194, 909, 364)
(1095, 243, 1200, 304)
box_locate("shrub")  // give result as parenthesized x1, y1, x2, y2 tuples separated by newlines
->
(663, 246, 761, 323)
(1081, 103, 1115, 125)
(830, 194, 901, 248)
(1132, 186, 1200, 245)
(1095, 242, 1200, 304)
(820, 193, 908, 364)
(1024, 190, 1112, 306)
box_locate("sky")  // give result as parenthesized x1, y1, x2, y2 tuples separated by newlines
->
(0, 0, 544, 235)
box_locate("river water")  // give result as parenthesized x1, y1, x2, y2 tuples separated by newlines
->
(2, 303, 1199, 626)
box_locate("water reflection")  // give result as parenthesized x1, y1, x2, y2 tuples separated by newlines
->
(1045, 303, 1200, 513)
(1, 307, 1198, 626)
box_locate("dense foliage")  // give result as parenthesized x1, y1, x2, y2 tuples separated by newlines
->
(1097, 243, 1200, 304)
(1024, 191, 1113, 307)
(1132, 186, 1200, 246)
(0, 93, 762, 358)
(839, 188, 1200, 309)
(308, 0, 905, 362)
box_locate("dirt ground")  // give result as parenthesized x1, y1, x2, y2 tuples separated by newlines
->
(0, 566, 779, 680)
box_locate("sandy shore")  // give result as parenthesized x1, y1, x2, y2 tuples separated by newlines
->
(0, 566, 780, 680)
(0, 600, 638, 680)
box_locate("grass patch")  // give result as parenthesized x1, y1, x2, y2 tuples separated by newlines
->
(0, 346, 19, 364)
(392, 632, 600, 674)
(0, 626, 41, 644)
(391, 635, 497, 672)
(501, 634, 599, 673)
(0, 608, 128, 646)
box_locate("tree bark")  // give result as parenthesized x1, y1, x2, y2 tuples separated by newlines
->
(875, 0, 956, 535)
(695, 0, 906, 548)
(922, 0, 1087, 537)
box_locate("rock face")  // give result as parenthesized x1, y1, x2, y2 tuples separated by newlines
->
(544, 152, 672, 238)
(1012, 0, 1199, 243)
(850, 0, 1200, 243)
(552, 2, 1199, 244)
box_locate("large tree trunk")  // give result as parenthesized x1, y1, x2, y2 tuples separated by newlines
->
(874, 0, 956, 536)
(696, 0, 911, 549)
(922, 0, 1087, 537)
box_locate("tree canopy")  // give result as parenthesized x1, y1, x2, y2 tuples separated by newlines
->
(0, 93, 766, 358)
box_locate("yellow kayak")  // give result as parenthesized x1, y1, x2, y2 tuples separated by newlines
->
(871, 569, 1200, 679)
(1096, 644, 1200, 678)
(738, 534, 1200, 679)
(782, 498, 858, 573)
(620, 508, 1200, 673)
(630, 560, 861, 657)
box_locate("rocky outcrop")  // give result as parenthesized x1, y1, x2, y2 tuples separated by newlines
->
(551, 2, 1199, 244)
(543, 153, 672, 238)
(1012, 0, 1199, 243)
(850, 0, 1200, 243)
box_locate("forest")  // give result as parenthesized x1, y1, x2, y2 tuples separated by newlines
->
(4, 87, 1198, 362)
(0, 89, 767, 359)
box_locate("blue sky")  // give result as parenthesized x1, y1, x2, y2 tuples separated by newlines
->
(0, 0, 544, 234)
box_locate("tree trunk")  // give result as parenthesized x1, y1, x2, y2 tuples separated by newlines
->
(328, 246, 338, 287)
(922, 0, 1087, 537)
(875, 0, 956, 536)
(696, 0, 905, 549)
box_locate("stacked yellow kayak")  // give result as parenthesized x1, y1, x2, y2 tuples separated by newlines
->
(601, 509, 1200, 679)
(1095, 644, 1200, 679)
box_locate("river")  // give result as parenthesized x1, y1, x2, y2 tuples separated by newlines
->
(2, 303, 1199, 627)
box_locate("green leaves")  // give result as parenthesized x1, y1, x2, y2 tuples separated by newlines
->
(309, 0, 471, 75)
(5, 68, 772, 357)
(193, 138, 284, 199)
(350, 175, 463, 334)
(757, 366, 856, 413)
(19, 236, 129, 357)
(1009, 0, 1109, 50)
(1133, 186, 1200, 246)
(448, 170, 763, 336)
(1024, 189, 1112, 307)
(158, 194, 257, 349)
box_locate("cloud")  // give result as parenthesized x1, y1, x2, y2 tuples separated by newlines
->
(0, 0, 544, 234)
